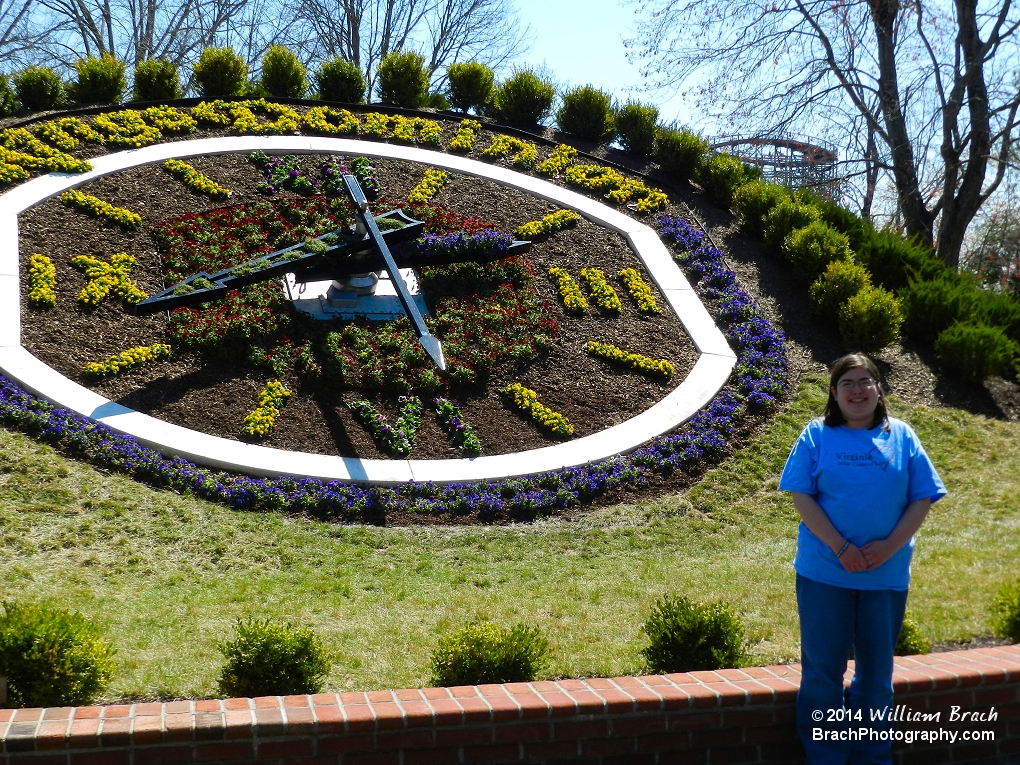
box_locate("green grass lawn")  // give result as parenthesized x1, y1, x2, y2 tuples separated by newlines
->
(1, 372, 1017, 701)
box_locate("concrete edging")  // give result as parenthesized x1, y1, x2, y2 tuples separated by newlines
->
(0, 136, 736, 484)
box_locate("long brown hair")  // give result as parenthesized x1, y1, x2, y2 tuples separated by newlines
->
(822, 353, 889, 430)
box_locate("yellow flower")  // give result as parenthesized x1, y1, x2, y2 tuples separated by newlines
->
(585, 341, 673, 378)
(548, 267, 587, 314)
(242, 380, 291, 437)
(408, 169, 448, 203)
(449, 119, 482, 151)
(501, 383, 574, 437)
(302, 106, 360, 135)
(536, 144, 577, 176)
(619, 268, 661, 314)
(483, 134, 537, 168)
(27, 254, 56, 309)
(517, 210, 580, 239)
(580, 268, 621, 313)
(163, 159, 230, 200)
(84, 344, 171, 377)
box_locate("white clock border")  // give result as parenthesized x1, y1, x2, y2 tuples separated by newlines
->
(0, 135, 736, 485)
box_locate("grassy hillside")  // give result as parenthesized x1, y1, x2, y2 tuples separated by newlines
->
(1, 372, 1017, 701)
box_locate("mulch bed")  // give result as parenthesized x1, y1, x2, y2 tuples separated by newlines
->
(12, 107, 1020, 510)
(17, 123, 701, 461)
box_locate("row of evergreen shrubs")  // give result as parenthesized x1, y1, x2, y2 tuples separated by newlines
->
(0, 48, 370, 114)
(726, 179, 1020, 379)
(5, 585, 1019, 706)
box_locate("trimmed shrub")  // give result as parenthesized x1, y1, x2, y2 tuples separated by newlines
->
(0, 74, 19, 116)
(991, 578, 1020, 643)
(217, 618, 331, 698)
(556, 85, 615, 142)
(0, 601, 115, 708)
(837, 285, 903, 351)
(783, 221, 854, 281)
(934, 321, 1018, 382)
(654, 127, 709, 181)
(807, 194, 872, 250)
(895, 618, 931, 656)
(13, 66, 65, 111)
(489, 69, 555, 125)
(762, 199, 821, 250)
(426, 91, 450, 110)
(732, 180, 791, 233)
(260, 44, 307, 98)
(71, 53, 127, 104)
(376, 50, 429, 108)
(430, 622, 549, 686)
(971, 291, 1020, 344)
(447, 61, 494, 113)
(614, 100, 658, 156)
(193, 46, 248, 98)
(899, 275, 977, 344)
(132, 59, 183, 102)
(314, 58, 366, 104)
(641, 596, 746, 673)
(855, 229, 946, 291)
(696, 151, 761, 208)
(809, 260, 872, 318)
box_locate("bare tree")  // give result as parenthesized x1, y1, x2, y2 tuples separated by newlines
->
(625, 0, 1020, 269)
(36, 0, 249, 68)
(291, 0, 529, 97)
(0, 0, 45, 69)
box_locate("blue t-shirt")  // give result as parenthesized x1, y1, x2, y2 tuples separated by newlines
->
(778, 416, 947, 590)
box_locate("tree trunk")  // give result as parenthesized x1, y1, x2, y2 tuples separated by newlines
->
(868, 0, 936, 249)
(935, 0, 993, 271)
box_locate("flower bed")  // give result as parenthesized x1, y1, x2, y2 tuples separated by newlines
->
(548, 266, 587, 314)
(432, 397, 482, 454)
(482, 134, 537, 169)
(619, 267, 661, 314)
(302, 106, 361, 136)
(27, 253, 56, 309)
(241, 380, 291, 438)
(348, 396, 422, 457)
(449, 119, 482, 152)
(586, 340, 673, 378)
(61, 189, 142, 229)
(3, 112, 787, 522)
(70, 253, 147, 307)
(84, 344, 171, 378)
(564, 164, 668, 214)
(163, 159, 231, 200)
(516, 209, 580, 239)
(501, 382, 574, 437)
(93, 110, 162, 148)
(0, 206, 787, 515)
(407, 169, 448, 203)
(580, 267, 622, 313)
(536, 144, 577, 176)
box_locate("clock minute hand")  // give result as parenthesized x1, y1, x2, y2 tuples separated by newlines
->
(342, 173, 446, 372)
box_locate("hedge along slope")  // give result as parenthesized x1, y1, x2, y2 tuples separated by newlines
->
(1, 102, 787, 520)
(730, 180, 1020, 382)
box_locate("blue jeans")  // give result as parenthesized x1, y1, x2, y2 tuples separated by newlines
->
(796, 574, 908, 765)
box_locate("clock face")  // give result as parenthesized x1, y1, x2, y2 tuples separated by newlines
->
(5, 136, 731, 484)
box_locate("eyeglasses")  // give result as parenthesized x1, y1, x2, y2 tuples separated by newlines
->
(836, 378, 877, 391)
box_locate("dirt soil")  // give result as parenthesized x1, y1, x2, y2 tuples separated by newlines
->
(13, 108, 1020, 485)
(18, 135, 701, 461)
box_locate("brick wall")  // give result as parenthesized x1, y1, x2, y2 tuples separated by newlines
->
(1, 645, 1017, 765)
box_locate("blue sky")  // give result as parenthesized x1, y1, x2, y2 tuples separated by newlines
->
(509, 0, 696, 128)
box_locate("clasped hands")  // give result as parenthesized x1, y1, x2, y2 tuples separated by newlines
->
(837, 538, 895, 573)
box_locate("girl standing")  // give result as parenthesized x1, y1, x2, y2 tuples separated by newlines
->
(779, 354, 947, 765)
